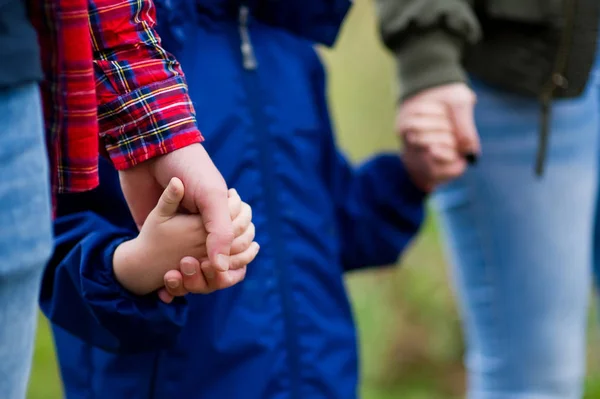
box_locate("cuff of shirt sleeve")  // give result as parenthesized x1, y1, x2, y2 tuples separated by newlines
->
(98, 76, 204, 170)
(80, 236, 189, 353)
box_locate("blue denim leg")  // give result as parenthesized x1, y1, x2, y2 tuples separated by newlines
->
(433, 75, 600, 399)
(0, 83, 53, 399)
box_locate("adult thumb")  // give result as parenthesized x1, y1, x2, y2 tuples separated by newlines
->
(449, 100, 481, 156)
(154, 177, 184, 218)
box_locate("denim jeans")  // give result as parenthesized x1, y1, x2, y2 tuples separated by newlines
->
(433, 71, 600, 399)
(0, 83, 53, 398)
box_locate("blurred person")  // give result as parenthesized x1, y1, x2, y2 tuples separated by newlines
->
(376, 0, 600, 398)
(0, 0, 235, 396)
(0, 2, 53, 397)
(39, 1, 466, 397)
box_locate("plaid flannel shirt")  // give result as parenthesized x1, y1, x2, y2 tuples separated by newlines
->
(28, 0, 203, 194)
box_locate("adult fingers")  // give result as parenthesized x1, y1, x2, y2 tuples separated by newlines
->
(203, 268, 248, 291)
(231, 223, 256, 255)
(404, 130, 456, 150)
(194, 175, 234, 272)
(398, 115, 453, 139)
(232, 203, 253, 238)
(428, 145, 464, 164)
(179, 256, 211, 294)
(435, 159, 468, 182)
(151, 144, 234, 271)
(228, 188, 242, 220)
(398, 100, 448, 119)
(449, 99, 481, 155)
(229, 242, 260, 270)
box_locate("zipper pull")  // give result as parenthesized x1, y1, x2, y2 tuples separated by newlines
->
(239, 6, 258, 70)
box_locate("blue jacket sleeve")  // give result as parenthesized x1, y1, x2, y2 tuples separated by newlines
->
(327, 150, 427, 272)
(308, 46, 426, 272)
(40, 190, 189, 353)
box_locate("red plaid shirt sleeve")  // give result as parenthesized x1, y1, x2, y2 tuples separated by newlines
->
(89, 0, 202, 169)
(30, 0, 203, 194)
(29, 0, 100, 194)
(90, 0, 203, 170)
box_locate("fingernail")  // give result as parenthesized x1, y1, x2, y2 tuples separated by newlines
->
(167, 279, 180, 289)
(181, 263, 197, 276)
(216, 254, 229, 271)
(464, 153, 478, 165)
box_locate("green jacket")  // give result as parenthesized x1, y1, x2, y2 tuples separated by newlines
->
(376, 0, 599, 101)
(376, 0, 599, 175)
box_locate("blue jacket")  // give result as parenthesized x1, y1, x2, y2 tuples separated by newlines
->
(41, 2, 426, 398)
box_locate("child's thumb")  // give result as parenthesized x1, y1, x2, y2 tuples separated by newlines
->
(155, 177, 184, 217)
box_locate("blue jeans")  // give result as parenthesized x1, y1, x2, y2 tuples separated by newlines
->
(433, 72, 600, 399)
(0, 83, 53, 398)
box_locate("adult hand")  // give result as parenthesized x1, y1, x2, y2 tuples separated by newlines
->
(397, 82, 481, 158)
(156, 190, 259, 302)
(119, 143, 234, 273)
(400, 101, 467, 191)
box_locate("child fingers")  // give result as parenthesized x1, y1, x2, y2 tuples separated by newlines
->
(208, 268, 248, 291)
(155, 177, 185, 218)
(157, 288, 175, 304)
(229, 242, 260, 270)
(163, 268, 188, 297)
(228, 188, 242, 220)
(231, 224, 256, 255)
(178, 257, 211, 294)
(221, 268, 247, 289)
(232, 202, 253, 237)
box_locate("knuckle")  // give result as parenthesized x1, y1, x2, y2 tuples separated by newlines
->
(229, 256, 241, 270)
(205, 221, 235, 242)
(219, 273, 234, 288)
(243, 203, 253, 219)
(247, 223, 256, 241)
(239, 236, 252, 252)
(239, 268, 248, 281)
(233, 221, 245, 237)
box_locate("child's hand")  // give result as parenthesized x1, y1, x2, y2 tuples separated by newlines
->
(157, 188, 260, 302)
(113, 178, 257, 296)
(398, 102, 467, 191)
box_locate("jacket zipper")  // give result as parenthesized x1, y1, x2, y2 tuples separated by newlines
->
(239, 5, 258, 70)
(237, 6, 301, 398)
(535, 0, 577, 176)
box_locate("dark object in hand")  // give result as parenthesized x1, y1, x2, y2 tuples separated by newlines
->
(464, 153, 478, 165)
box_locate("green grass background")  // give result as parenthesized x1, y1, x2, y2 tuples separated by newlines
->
(27, 2, 600, 398)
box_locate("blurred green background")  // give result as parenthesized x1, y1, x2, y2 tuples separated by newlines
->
(27, 2, 600, 398)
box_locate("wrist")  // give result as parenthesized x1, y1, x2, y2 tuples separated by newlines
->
(113, 238, 149, 296)
(400, 155, 434, 194)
